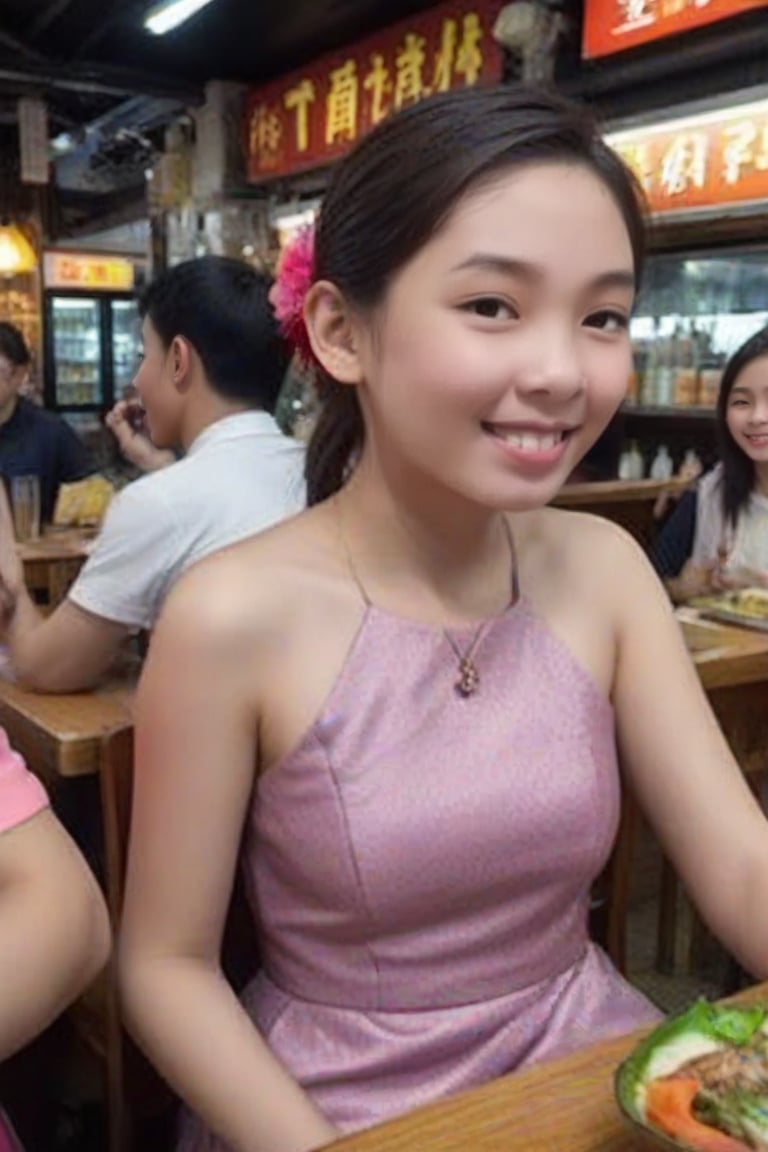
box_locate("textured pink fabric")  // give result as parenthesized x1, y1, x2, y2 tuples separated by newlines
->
(178, 599, 660, 1150)
(0, 727, 47, 835)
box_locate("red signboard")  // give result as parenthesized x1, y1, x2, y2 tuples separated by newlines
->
(607, 97, 768, 216)
(583, 0, 768, 60)
(244, 0, 505, 183)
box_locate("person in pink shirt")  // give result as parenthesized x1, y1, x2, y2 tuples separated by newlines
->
(0, 727, 110, 1148)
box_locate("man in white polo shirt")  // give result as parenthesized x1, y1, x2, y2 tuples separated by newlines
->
(0, 256, 305, 692)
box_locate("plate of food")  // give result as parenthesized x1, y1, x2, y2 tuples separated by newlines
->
(691, 589, 768, 633)
(615, 999, 768, 1150)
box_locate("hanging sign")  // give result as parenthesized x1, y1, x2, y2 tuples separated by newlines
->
(243, 0, 505, 182)
(607, 96, 768, 216)
(583, 0, 768, 60)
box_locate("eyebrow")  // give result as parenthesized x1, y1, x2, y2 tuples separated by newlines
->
(449, 254, 636, 293)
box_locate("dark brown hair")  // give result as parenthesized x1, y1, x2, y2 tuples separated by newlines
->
(716, 324, 768, 526)
(306, 84, 647, 506)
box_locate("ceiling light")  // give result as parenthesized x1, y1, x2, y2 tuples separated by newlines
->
(0, 222, 38, 277)
(144, 0, 216, 36)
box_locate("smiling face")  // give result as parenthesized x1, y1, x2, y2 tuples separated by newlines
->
(349, 161, 636, 511)
(725, 353, 768, 466)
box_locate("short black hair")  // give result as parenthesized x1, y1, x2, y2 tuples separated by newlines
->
(0, 322, 31, 367)
(138, 256, 289, 414)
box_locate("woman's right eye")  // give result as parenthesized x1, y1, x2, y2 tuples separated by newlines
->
(462, 297, 517, 321)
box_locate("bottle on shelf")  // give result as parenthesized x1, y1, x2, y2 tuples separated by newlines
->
(673, 324, 698, 407)
(650, 444, 674, 481)
(619, 440, 645, 481)
(655, 332, 674, 408)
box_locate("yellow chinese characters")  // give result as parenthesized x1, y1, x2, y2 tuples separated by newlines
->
(249, 103, 283, 170)
(284, 79, 316, 153)
(326, 60, 359, 145)
(455, 14, 484, 86)
(394, 33, 428, 108)
(363, 53, 392, 125)
(433, 13, 485, 94)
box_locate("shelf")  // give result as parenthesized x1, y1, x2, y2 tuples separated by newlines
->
(622, 405, 716, 420)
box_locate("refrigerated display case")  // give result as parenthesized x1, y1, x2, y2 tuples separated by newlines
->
(629, 248, 768, 413)
(42, 251, 142, 418)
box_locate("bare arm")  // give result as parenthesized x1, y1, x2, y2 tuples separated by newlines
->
(0, 808, 111, 1059)
(0, 479, 135, 692)
(118, 562, 338, 1152)
(4, 591, 131, 692)
(608, 526, 768, 976)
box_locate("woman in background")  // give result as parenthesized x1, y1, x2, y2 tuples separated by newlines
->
(657, 326, 768, 601)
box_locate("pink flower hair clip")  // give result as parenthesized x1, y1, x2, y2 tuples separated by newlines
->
(271, 225, 316, 366)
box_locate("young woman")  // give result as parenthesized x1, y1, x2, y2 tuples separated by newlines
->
(0, 728, 110, 1148)
(119, 86, 768, 1152)
(659, 326, 768, 601)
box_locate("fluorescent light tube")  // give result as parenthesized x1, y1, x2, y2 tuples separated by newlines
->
(144, 0, 216, 35)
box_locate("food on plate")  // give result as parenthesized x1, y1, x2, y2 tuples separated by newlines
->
(53, 474, 114, 527)
(616, 1000, 768, 1150)
(720, 589, 768, 621)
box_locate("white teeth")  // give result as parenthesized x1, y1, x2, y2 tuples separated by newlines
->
(499, 430, 563, 451)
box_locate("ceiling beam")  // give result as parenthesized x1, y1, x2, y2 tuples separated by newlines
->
(26, 0, 80, 42)
(0, 27, 47, 62)
(0, 56, 203, 104)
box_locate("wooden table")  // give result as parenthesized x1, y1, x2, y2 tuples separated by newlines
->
(326, 982, 768, 1152)
(0, 670, 134, 784)
(18, 528, 94, 608)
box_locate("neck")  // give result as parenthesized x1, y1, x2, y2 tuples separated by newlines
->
(338, 450, 518, 624)
(0, 394, 18, 426)
(180, 393, 257, 452)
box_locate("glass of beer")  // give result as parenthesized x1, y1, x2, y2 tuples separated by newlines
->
(10, 475, 41, 542)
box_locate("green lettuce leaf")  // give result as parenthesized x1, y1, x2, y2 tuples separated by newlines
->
(616, 1001, 767, 1122)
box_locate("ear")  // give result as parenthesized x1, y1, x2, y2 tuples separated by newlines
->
(168, 336, 192, 393)
(304, 280, 364, 386)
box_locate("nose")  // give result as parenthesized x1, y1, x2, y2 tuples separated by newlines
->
(514, 325, 585, 403)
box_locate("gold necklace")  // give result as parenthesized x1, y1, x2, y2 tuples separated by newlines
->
(335, 497, 518, 699)
(443, 517, 517, 698)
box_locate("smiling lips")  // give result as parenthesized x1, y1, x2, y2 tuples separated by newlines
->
(482, 422, 575, 468)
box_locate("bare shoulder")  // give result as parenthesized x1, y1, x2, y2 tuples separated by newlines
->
(153, 505, 340, 647)
(526, 506, 649, 577)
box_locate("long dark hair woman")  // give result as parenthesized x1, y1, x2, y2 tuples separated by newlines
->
(657, 326, 768, 601)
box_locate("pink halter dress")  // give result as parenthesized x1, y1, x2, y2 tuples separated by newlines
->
(178, 578, 660, 1149)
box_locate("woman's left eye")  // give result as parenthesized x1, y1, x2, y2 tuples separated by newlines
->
(583, 310, 629, 333)
(463, 297, 517, 321)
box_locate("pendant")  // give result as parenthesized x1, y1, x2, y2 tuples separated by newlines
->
(456, 658, 479, 698)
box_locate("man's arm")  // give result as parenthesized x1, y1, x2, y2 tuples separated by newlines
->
(0, 474, 175, 692)
(5, 590, 130, 693)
